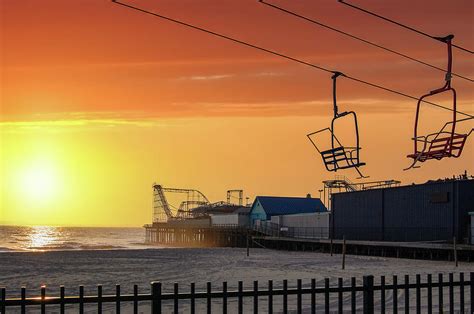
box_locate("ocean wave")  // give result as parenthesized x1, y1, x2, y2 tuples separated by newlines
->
(128, 242, 148, 246)
(78, 244, 126, 250)
(0, 247, 17, 252)
(24, 244, 127, 251)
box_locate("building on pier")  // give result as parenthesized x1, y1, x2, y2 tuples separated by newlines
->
(332, 177, 474, 243)
(249, 195, 327, 226)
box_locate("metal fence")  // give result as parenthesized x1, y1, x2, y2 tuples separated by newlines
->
(332, 226, 453, 242)
(1, 272, 472, 313)
(255, 221, 329, 239)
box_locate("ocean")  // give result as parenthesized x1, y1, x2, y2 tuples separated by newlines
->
(0, 225, 150, 252)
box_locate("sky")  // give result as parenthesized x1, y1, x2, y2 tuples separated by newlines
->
(1, 0, 473, 227)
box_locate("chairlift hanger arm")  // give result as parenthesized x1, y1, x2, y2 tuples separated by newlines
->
(111, 0, 473, 119)
(338, 0, 474, 55)
(332, 71, 344, 118)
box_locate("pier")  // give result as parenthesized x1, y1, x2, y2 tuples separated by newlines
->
(144, 223, 474, 262)
(144, 223, 249, 247)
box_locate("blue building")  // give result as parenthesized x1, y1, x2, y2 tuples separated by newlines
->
(332, 178, 474, 242)
(249, 196, 327, 226)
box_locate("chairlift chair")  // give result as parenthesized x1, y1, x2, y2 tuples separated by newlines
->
(307, 72, 368, 178)
(405, 35, 474, 170)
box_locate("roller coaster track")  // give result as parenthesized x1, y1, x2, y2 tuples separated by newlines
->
(152, 184, 210, 222)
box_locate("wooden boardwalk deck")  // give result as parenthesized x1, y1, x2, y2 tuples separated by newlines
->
(252, 236, 474, 262)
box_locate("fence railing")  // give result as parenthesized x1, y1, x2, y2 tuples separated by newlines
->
(1, 272, 472, 313)
(332, 227, 453, 242)
(255, 221, 329, 239)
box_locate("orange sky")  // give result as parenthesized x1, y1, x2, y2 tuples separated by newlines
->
(1, 0, 473, 226)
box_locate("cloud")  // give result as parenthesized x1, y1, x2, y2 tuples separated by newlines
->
(2, 98, 471, 133)
(250, 71, 287, 77)
(175, 74, 234, 81)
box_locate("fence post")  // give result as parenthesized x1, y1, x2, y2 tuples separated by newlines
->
(133, 284, 138, 314)
(247, 230, 250, 257)
(60, 286, 65, 314)
(21, 287, 26, 314)
(238, 281, 243, 314)
(97, 285, 102, 314)
(116, 284, 121, 314)
(223, 281, 227, 314)
(330, 237, 333, 256)
(79, 285, 84, 314)
(207, 282, 211, 314)
(41, 285, 46, 314)
(268, 280, 273, 314)
(342, 235, 346, 270)
(151, 281, 161, 314)
(470, 272, 474, 314)
(174, 283, 179, 314)
(254, 281, 259, 314)
(363, 276, 374, 314)
(324, 278, 329, 314)
(190, 282, 195, 314)
(453, 237, 458, 267)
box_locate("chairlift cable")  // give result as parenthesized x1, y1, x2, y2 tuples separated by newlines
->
(111, 0, 474, 119)
(338, 0, 474, 55)
(259, 0, 473, 83)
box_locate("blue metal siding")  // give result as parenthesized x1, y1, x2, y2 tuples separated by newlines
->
(383, 183, 452, 241)
(457, 180, 474, 242)
(332, 189, 383, 241)
(332, 179, 473, 242)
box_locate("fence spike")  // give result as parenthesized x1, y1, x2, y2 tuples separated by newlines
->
(173, 282, 179, 314)
(268, 280, 273, 314)
(60, 286, 65, 314)
(151, 281, 161, 314)
(222, 281, 228, 314)
(363, 276, 374, 314)
(1, 287, 6, 314)
(97, 285, 102, 314)
(190, 282, 195, 314)
(40, 285, 46, 314)
(133, 284, 138, 314)
(116, 284, 121, 314)
(21, 287, 26, 314)
(238, 281, 243, 314)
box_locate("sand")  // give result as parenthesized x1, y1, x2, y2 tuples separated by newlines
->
(1, 247, 473, 313)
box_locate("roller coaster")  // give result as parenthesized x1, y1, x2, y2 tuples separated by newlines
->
(152, 184, 246, 223)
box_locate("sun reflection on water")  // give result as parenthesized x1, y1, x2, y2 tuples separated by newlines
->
(28, 226, 60, 251)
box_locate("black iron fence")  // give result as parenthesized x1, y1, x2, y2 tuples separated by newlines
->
(1, 272, 472, 313)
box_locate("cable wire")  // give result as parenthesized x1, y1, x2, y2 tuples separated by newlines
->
(259, 0, 473, 83)
(338, 0, 474, 55)
(111, 0, 473, 118)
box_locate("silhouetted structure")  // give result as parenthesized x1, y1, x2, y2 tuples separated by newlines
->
(332, 178, 474, 243)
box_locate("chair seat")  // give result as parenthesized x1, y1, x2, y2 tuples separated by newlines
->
(320, 146, 363, 170)
(408, 133, 468, 161)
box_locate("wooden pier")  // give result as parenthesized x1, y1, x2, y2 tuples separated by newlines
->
(253, 236, 474, 262)
(144, 223, 474, 262)
(145, 223, 249, 247)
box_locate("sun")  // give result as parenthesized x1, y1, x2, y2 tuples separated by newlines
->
(20, 163, 58, 202)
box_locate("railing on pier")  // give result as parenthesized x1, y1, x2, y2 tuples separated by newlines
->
(255, 221, 329, 239)
(1, 272, 472, 313)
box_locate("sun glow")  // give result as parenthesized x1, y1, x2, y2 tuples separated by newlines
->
(28, 226, 60, 251)
(20, 162, 58, 203)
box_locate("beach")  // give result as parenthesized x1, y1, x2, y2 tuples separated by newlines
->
(1, 247, 472, 313)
